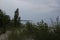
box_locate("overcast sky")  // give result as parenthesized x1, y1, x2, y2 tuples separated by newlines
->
(0, 0, 60, 23)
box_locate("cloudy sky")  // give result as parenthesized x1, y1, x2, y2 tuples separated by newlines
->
(0, 0, 60, 23)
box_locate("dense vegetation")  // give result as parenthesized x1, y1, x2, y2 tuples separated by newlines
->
(0, 8, 60, 40)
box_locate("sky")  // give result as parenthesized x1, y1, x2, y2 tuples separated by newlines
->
(0, 0, 60, 23)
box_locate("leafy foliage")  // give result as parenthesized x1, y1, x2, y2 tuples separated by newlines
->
(0, 9, 10, 34)
(14, 8, 21, 27)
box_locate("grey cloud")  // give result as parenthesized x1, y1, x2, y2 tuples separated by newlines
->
(0, 0, 60, 22)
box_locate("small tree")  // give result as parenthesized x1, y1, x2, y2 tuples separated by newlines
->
(14, 8, 21, 27)
(0, 9, 10, 34)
